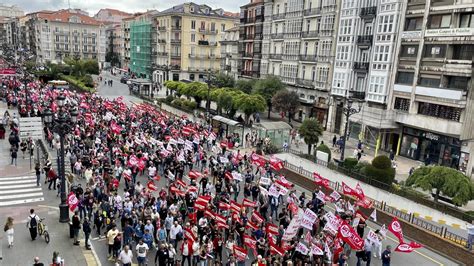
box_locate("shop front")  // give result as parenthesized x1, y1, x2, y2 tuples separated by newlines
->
(399, 126, 461, 168)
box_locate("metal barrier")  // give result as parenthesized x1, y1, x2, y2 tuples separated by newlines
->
(282, 160, 468, 247)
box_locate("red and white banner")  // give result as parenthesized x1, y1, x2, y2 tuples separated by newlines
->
(67, 192, 79, 212)
(231, 172, 243, 181)
(184, 227, 196, 241)
(337, 221, 364, 250)
(395, 243, 415, 253)
(243, 198, 257, 208)
(366, 230, 381, 244)
(311, 244, 324, 255)
(296, 242, 309, 255)
(266, 223, 279, 235)
(215, 213, 226, 224)
(246, 221, 258, 231)
(301, 208, 318, 230)
(251, 210, 264, 224)
(233, 246, 247, 261)
(251, 153, 266, 167)
(270, 157, 284, 171)
(356, 197, 374, 209)
(388, 218, 404, 244)
(329, 190, 341, 202)
(354, 183, 365, 200)
(304, 231, 312, 243)
(204, 209, 215, 220)
(282, 209, 303, 241)
(243, 234, 257, 250)
(269, 242, 285, 256)
(341, 182, 357, 198)
(176, 179, 187, 188)
(217, 221, 229, 229)
(313, 172, 330, 188)
(218, 201, 230, 210)
(146, 180, 158, 191)
(188, 170, 202, 179)
(230, 200, 242, 213)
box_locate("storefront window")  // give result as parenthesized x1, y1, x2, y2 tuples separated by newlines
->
(400, 135, 419, 159)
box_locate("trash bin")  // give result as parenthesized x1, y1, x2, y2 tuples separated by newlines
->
(69, 222, 74, 238)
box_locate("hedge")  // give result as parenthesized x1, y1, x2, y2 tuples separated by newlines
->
(59, 74, 95, 93)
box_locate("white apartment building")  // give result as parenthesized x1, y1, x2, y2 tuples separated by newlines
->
(261, 0, 339, 126)
(220, 26, 240, 80)
(329, 0, 403, 149)
(27, 9, 106, 68)
(0, 4, 24, 18)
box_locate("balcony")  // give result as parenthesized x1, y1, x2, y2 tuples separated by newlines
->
(269, 54, 282, 60)
(171, 26, 181, 31)
(271, 32, 284, 39)
(199, 28, 218, 35)
(282, 54, 299, 60)
(198, 40, 209, 46)
(301, 31, 319, 38)
(157, 26, 166, 31)
(170, 65, 181, 71)
(353, 62, 370, 71)
(304, 8, 321, 16)
(241, 70, 260, 78)
(157, 39, 166, 44)
(351, 91, 366, 100)
(357, 35, 373, 48)
(170, 53, 181, 58)
(157, 52, 168, 57)
(360, 6, 377, 19)
(244, 17, 256, 24)
(243, 52, 253, 58)
(245, 34, 255, 39)
(299, 54, 317, 62)
(272, 13, 285, 20)
(170, 39, 181, 44)
(296, 78, 314, 88)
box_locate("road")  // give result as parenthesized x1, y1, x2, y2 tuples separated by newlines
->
(88, 72, 461, 266)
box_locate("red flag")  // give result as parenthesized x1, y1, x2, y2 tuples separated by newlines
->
(251, 153, 266, 167)
(215, 213, 226, 224)
(266, 223, 279, 235)
(184, 227, 196, 241)
(204, 209, 216, 219)
(187, 186, 198, 193)
(251, 210, 264, 224)
(176, 179, 187, 187)
(408, 241, 423, 249)
(146, 181, 158, 191)
(232, 212, 242, 224)
(233, 246, 247, 261)
(355, 197, 373, 209)
(67, 192, 79, 212)
(354, 183, 365, 200)
(230, 200, 242, 213)
(217, 221, 229, 229)
(246, 221, 258, 231)
(388, 218, 404, 243)
(137, 159, 146, 171)
(269, 242, 285, 256)
(153, 175, 161, 182)
(188, 170, 202, 179)
(270, 160, 284, 171)
(225, 172, 233, 180)
(337, 221, 364, 250)
(243, 234, 257, 250)
(194, 201, 206, 211)
(242, 198, 257, 208)
(275, 177, 292, 189)
(122, 171, 131, 182)
(341, 182, 357, 197)
(196, 195, 211, 204)
(219, 201, 230, 210)
(395, 243, 415, 253)
(288, 202, 299, 215)
(313, 172, 330, 188)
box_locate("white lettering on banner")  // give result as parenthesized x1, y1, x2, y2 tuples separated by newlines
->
(316, 191, 326, 203)
(282, 209, 303, 240)
(268, 185, 280, 198)
(301, 209, 318, 230)
(259, 177, 271, 186)
(220, 156, 229, 163)
(311, 245, 324, 256)
(232, 172, 243, 181)
(367, 230, 380, 244)
(323, 212, 342, 235)
(278, 186, 289, 196)
(296, 242, 309, 255)
(330, 190, 341, 201)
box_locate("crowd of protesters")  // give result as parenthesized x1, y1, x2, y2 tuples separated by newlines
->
(1, 75, 397, 266)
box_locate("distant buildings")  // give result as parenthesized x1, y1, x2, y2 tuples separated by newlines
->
(94, 8, 131, 24)
(0, 4, 24, 18)
(220, 26, 240, 80)
(0, 4, 23, 52)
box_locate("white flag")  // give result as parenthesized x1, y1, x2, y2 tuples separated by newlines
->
(370, 209, 377, 222)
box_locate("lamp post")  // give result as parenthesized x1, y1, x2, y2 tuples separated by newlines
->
(340, 93, 363, 162)
(22, 66, 30, 116)
(43, 94, 78, 223)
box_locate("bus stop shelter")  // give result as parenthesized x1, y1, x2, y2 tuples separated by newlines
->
(129, 79, 152, 96)
(211, 115, 245, 144)
(255, 121, 292, 147)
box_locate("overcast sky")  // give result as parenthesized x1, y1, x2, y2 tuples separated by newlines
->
(3, 0, 243, 15)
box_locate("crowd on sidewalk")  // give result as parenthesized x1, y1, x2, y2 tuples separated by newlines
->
(1, 75, 399, 266)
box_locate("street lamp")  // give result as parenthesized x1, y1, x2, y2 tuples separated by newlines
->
(22, 66, 30, 116)
(43, 95, 78, 223)
(340, 92, 364, 162)
(205, 70, 212, 120)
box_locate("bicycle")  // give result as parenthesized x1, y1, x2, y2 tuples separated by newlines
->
(37, 218, 50, 244)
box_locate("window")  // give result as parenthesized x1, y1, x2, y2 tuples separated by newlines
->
(447, 76, 469, 89)
(65, 44, 68, 51)
(304, 42, 308, 55)
(394, 98, 410, 112)
(452, 44, 474, 60)
(424, 44, 446, 58)
(428, 14, 451, 29)
(192, 20, 196, 29)
(221, 24, 225, 32)
(55, 35, 59, 42)
(301, 66, 306, 79)
(373, 45, 390, 62)
(83, 45, 87, 52)
(418, 102, 461, 121)
(211, 22, 215, 32)
(191, 33, 195, 42)
(368, 76, 386, 94)
(400, 45, 418, 57)
(378, 14, 395, 33)
(405, 17, 423, 31)
(460, 13, 474, 28)
(419, 77, 440, 87)
(396, 72, 414, 85)
(312, 66, 316, 81)
(200, 21, 205, 30)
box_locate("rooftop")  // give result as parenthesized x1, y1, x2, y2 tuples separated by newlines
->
(30, 9, 101, 26)
(158, 2, 239, 19)
(94, 8, 132, 18)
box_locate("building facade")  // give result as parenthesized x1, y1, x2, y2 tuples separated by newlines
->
(0, 4, 24, 18)
(26, 9, 106, 67)
(239, 0, 265, 79)
(94, 8, 131, 24)
(105, 24, 123, 67)
(328, 0, 404, 150)
(220, 26, 240, 80)
(261, 0, 340, 125)
(0, 17, 19, 50)
(152, 2, 238, 86)
(391, 0, 474, 176)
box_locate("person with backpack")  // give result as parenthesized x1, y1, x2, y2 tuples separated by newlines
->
(27, 209, 39, 240)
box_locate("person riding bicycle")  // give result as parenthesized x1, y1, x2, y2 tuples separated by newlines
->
(27, 209, 39, 240)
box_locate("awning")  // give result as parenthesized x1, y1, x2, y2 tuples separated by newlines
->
(212, 115, 241, 126)
(256, 121, 292, 131)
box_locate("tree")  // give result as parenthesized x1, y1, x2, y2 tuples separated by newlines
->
(210, 72, 235, 88)
(253, 75, 285, 118)
(234, 94, 267, 125)
(298, 118, 323, 155)
(365, 155, 396, 186)
(406, 166, 474, 206)
(217, 90, 243, 118)
(235, 79, 255, 94)
(271, 89, 300, 123)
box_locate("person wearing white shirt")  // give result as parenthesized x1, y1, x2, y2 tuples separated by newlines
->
(135, 239, 149, 266)
(198, 217, 208, 228)
(118, 245, 133, 266)
(169, 221, 183, 249)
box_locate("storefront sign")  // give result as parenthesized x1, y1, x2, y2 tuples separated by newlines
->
(401, 31, 421, 39)
(422, 132, 439, 141)
(425, 28, 474, 37)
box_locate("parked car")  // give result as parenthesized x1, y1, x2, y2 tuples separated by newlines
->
(120, 76, 129, 84)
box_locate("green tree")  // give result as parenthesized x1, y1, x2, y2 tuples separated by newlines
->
(406, 166, 474, 206)
(271, 89, 300, 123)
(210, 72, 235, 88)
(235, 94, 267, 124)
(217, 90, 243, 118)
(235, 79, 255, 94)
(164, 81, 180, 91)
(365, 155, 396, 186)
(299, 118, 323, 155)
(253, 75, 285, 118)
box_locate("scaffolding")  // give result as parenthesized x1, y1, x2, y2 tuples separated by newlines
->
(130, 21, 152, 79)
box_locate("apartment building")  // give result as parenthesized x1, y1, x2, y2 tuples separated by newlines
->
(239, 0, 265, 79)
(105, 24, 123, 67)
(391, 0, 474, 176)
(129, 11, 158, 78)
(152, 2, 238, 85)
(94, 8, 131, 24)
(0, 16, 19, 50)
(220, 26, 240, 80)
(0, 4, 24, 18)
(26, 9, 106, 67)
(329, 0, 404, 150)
(261, 0, 339, 125)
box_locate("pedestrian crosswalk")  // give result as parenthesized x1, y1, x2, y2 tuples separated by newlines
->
(0, 175, 44, 206)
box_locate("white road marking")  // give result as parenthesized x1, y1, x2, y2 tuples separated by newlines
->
(0, 183, 40, 189)
(0, 175, 37, 181)
(0, 192, 43, 200)
(0, 179, 37, 185)
(0, 197, 44, 206)
(0, 187, 42, 195)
